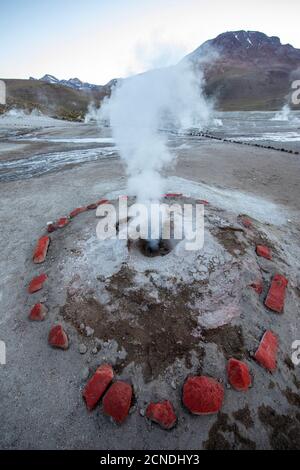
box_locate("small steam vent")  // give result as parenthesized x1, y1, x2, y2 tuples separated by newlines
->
(138, 238, 172, 258)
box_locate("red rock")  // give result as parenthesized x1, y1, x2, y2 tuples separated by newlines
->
(227, 358, 252, 391)
(250, 280, 263, 295)
(69, 207, 86, 218)
(47, 223, 58, 233)
(254, 330, 278, 372)
(48, 325, 69, 350)
(96, 199, 109, 206)
(103, 381, 132, 424)
(29, 303, 48, 321)
(146, 401, 177, 430)
(57, 217, 69, 228)
(28, 274, 48, 294)
(241, 217, 252, 228)
(183, 376, 224, 415)
(198, 199, 209, 206)
(265, 274, 288, 313)
(87, 203, 98, 210)
(256, 245, 272, 260)
(83, 364, 114, 411)
(33, 236, 50, 264)
(164, 193, 183, 198)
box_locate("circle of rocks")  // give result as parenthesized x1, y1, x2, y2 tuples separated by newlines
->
(27, 193, 288, 429)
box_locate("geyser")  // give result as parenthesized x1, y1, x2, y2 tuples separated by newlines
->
(138, 238, 172, 258)
(99, 60, 212, 204)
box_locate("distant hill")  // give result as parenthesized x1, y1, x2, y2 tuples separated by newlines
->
(30, 74, 103, 91)
(186, 31, 300, 110)
(1, 31, 300, 118)
(0, 78, 113, 121)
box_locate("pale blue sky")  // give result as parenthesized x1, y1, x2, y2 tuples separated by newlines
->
(1, 0, 300, 84)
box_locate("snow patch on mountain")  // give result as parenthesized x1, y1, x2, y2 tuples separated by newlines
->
(30, 74, 102, 91)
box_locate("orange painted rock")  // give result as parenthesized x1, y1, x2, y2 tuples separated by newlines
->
(83, 364, 114, 411)
(265, 274, 288, 313)
(146, 401, 177, 430)
(57, 217, 69, 228)
(47, 223, 58, 233)
(29, 303, 48, 321)
(183, 376, 224, 415)
(87, 203, 98, 210)
(198, 199, 209, 206)
(48, 325, 69, 350)
(256, 245, 272, 260)
(33, 236, 50, 264)
(227, 358, 252, 391)
(254, 330, 278, 372)
(69, 207, 87, 218)
(96, 199, 109, 206)
(164, 193, 183, 198)
(241, 217, 252, 228)
(28, 274, 48, 294)
(103, 382, 133, 424)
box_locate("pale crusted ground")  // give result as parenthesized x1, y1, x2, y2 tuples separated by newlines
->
(0, 119, 300, 450)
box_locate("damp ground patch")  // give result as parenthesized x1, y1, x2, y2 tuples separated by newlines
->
(61, 277, 205, 382)
(258, 405, 300, 450)
(204, 413, 256, 450)
(232, 405, 254, 429)
(202, 324, 246, 360)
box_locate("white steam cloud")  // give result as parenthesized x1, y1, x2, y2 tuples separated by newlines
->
(271, 103, 299, 123)
(272, 104, 291, 121)
(95, 61, 212, 202)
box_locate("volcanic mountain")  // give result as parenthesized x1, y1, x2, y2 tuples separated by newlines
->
(186, 30, 300, 110)
(1, 30, 300, 117)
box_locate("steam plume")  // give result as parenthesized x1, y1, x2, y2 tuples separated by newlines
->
(99, 61, 212, 202)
